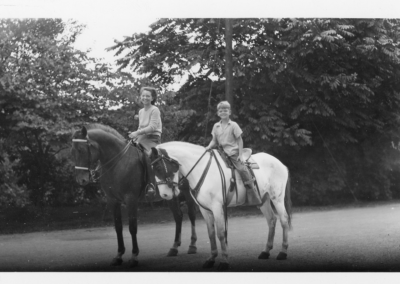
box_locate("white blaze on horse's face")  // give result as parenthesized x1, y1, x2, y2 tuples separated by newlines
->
(156, 173, 180, 200)
(71, 142, 91, 186)
(71, 129, 100, 186)
(75, 167, 90, 186)
(150, 148, 181, 200)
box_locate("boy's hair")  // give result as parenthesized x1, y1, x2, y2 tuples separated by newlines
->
(217, 101, 231, 110)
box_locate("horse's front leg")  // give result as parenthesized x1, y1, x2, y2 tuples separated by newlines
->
(166, 197, 183, 256)
(185, 191, 197, 254)
(213, 206, 230, 271)
(126, 194, 139, 268)
(110, 201, 125, 266)
(200, 208, 218, 269)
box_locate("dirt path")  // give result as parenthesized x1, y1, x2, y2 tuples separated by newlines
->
(1, 202, 399, 272)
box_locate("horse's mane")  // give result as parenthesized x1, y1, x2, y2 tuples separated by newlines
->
(160, 141, 205, 153)
(85, 123, 126, 141)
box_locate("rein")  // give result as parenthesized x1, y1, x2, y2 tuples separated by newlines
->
(181, 150, 210, 187)
(72, 137, 133, 183)
(152, 149, 212, 210)
(186, 150, 214, 212)
(151, 151, 181, 189)
(153, 148, 229, 243)
(210, 150, 229, 244)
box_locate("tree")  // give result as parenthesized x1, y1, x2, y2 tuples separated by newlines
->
(267, 19, 400, 202)
(0, 140, 29, 208)
(111, 18, 400, 204)
(0, 18, 187, 207)
(0, 19, 137, 206)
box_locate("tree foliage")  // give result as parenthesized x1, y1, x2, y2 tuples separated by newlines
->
(112, 18, 400, 204)
(2, 18, 400, 208)
(0, 140, 29, 207)
(0, 19, 186, 208)
(0, 19, 137, 207)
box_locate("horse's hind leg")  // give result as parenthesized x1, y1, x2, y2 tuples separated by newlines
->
(184, 190, 197, 254)
(110, 201, 125, 266)
(258, 195, 277, 260)
(126, 195, 139, 268)
(200, 208, 218, 269)
(167, 197, 183, 257)
(272, 200, 290, 260)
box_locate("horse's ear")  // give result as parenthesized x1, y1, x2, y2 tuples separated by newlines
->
(81, 126, 87, 137)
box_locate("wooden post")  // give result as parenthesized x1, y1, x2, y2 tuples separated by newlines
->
(225, 18, 234, 110)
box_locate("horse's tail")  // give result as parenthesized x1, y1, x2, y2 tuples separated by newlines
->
(284, 169, 293, 230)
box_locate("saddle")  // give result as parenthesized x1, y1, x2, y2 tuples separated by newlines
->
(215, 148, 262, 206)
(217, 147, 257, 179)
(217, 148, 260, 170)
(129, 139, 147, 153)
(129, 139, 156, 200)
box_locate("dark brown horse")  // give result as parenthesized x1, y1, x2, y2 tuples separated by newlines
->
(70, 124, 197, 268)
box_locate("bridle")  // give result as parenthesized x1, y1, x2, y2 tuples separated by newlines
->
(151, 150, 181, 192)
(152, 147, 229, 243)
(72, 137, 97, 183)
(151, 149, 220, 210)
(72, 133, 137, 184)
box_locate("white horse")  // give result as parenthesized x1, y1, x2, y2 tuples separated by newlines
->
(150, 141, 292, 271)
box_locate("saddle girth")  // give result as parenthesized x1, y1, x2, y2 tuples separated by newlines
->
(216, 149, 238, 202)
(216, 148, 260, 204)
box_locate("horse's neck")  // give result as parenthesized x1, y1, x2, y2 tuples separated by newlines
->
(170, 145, 210, 181)
(91, 131, 126, 164)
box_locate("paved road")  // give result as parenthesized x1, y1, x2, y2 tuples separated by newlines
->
(0, 202, 399, 272)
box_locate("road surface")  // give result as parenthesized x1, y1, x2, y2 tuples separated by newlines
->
(0, 202, 399, 272)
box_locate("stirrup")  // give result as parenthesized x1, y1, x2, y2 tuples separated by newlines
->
(244, 180, 255, 190)
(244, 177, 256, 185)
(146, 183, 156, 194)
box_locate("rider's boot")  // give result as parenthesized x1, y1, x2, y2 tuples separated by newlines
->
(145, 183, 156, 195)
(144, 153, 157, 198)
(244, 179, 262, 206)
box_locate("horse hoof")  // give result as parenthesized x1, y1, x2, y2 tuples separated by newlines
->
(258, 251, 270, 259)
(217, 262, 230, 271)
(187, 245, 197, 254)
(167, 248, 178, 257)
(276, 252, 287, 260)
(110, 257, 123, 266)
(128, 259, 139, 268)
(202, 260, 215, 269)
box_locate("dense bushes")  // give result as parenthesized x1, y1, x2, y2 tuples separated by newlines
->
(2, 18, 400, 210)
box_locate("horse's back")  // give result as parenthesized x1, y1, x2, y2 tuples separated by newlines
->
(252, 152, 287, 172)
(251, 152, 288, 198)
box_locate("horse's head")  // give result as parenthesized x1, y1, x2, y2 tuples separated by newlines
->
(150, 147, 180, 200)
(71, 126, 101, 186)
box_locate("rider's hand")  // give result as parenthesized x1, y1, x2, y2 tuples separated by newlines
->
(129, 131, 139, 139)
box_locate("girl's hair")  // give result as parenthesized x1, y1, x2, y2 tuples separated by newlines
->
(217, 101, 231, 110)
(140, 87, 158, 105)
